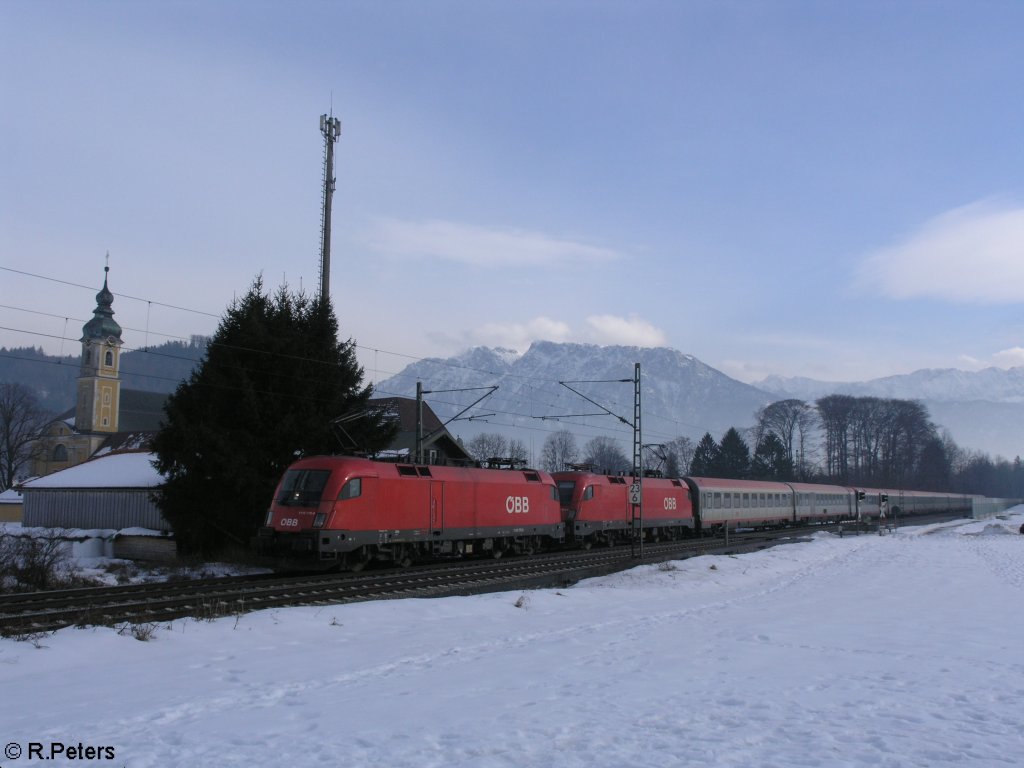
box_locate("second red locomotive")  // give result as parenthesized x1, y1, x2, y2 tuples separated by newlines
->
(552, 470, 695, 546)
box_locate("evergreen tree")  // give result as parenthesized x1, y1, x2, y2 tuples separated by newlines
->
(152, 278, 395, 556)
(716, 427, 751, 478)
(751, 433, 794, 481)
(689, 432, 720, 476)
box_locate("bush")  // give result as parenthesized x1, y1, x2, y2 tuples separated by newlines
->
(0, 530, 73, 592)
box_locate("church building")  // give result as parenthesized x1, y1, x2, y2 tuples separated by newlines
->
(31, 267, 164, 477)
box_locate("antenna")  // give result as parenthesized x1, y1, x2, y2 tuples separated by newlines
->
(319, 112, 342, 304)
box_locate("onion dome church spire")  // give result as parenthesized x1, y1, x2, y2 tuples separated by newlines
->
(81, 263, 123, 344)
(77, 258, 123, 433)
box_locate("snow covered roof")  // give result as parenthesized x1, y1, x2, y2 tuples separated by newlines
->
(0, 488, 23, 504)
(21, 451, 164, 490)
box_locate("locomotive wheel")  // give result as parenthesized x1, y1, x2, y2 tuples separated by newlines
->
(492, 548, 504, 559)
(348, 549, 371, 572)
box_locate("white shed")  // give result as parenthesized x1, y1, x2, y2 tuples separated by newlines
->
(21, 451, 168, 531)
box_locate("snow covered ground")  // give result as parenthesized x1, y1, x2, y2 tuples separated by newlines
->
(3, 512, 1023, 767)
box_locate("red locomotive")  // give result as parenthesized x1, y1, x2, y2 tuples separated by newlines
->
(552, 470, 695, 545)
(260, 456, 563, 569)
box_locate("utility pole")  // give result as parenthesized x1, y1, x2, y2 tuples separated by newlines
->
(416, 381, 424, 464)
(319, 113, 341, 303)
(557, 365, 643, 557)
(631, 363, 643, 558)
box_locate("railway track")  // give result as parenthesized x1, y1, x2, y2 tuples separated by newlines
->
(0, 515, 958, 636)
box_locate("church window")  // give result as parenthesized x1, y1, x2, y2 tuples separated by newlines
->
(53, 444, 68, 461)
(105, 349, 114, 366)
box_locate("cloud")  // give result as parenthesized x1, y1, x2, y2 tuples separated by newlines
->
(992, 347, 1024, 368)
(467, 317, 573, 350)
(447, 313, 667, 353)
(857, 201, 1024, 303)
(584, 314, 667, 347)
(364, 217, 619, 268)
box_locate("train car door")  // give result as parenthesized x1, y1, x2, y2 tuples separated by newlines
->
(430, 481, 445, 535)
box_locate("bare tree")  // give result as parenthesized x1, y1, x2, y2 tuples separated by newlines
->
(755, 399, 814, 473)
(648, 436, 695, 477)
(583, 436, 631, 474)
(507, 438, 530, 466)
(539, 429, 579, 472)
(816, 394, 856, 481)
(0, 382, 49, 490)
(466, 432, 509, 463)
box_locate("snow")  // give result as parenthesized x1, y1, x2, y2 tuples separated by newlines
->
(3, 512, 1024, 767)
(0, 488, 22, 504)
(19, 452, 162, 489)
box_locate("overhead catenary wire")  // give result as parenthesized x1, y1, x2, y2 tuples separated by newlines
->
(0, 265, 709, 441)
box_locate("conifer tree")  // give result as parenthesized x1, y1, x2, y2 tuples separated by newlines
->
(751, 433, 794, 481)
(152, 278, 395, 556)
(716, 427, 751, 478)
(689, 432, 720, 476)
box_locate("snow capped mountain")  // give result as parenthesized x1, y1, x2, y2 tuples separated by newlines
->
(757, 367, 1024, 458)
(757, 366, 1024, 404)
(377, 343, 1024, 460)
(376, 341, 773, 452)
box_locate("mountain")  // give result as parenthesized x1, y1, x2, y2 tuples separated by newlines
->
(0, 339, 206, 415)
(757, 368, 1024, 459)
(757, 367, 1024, 404)
(374, 341, 773, 454)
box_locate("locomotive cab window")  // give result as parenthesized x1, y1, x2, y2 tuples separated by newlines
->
(277, 469, 331, 507)
(557, 481, 577, 506)
(583, 485, 595, 501)
(339, 477, 362, 500)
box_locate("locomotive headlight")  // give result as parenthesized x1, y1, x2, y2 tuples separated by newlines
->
(312, 512, 327, 528)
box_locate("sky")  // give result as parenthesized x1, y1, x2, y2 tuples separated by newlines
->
(3, 1, 1024, 386)
(3, 510, 1023, 766)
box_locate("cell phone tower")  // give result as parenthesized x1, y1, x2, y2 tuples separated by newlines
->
(319, 112, 341, 303)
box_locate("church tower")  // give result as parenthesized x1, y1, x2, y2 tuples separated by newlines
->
(76, 264, 123, 434)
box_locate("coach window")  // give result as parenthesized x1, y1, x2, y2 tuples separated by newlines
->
(339, 477, 362, 500)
